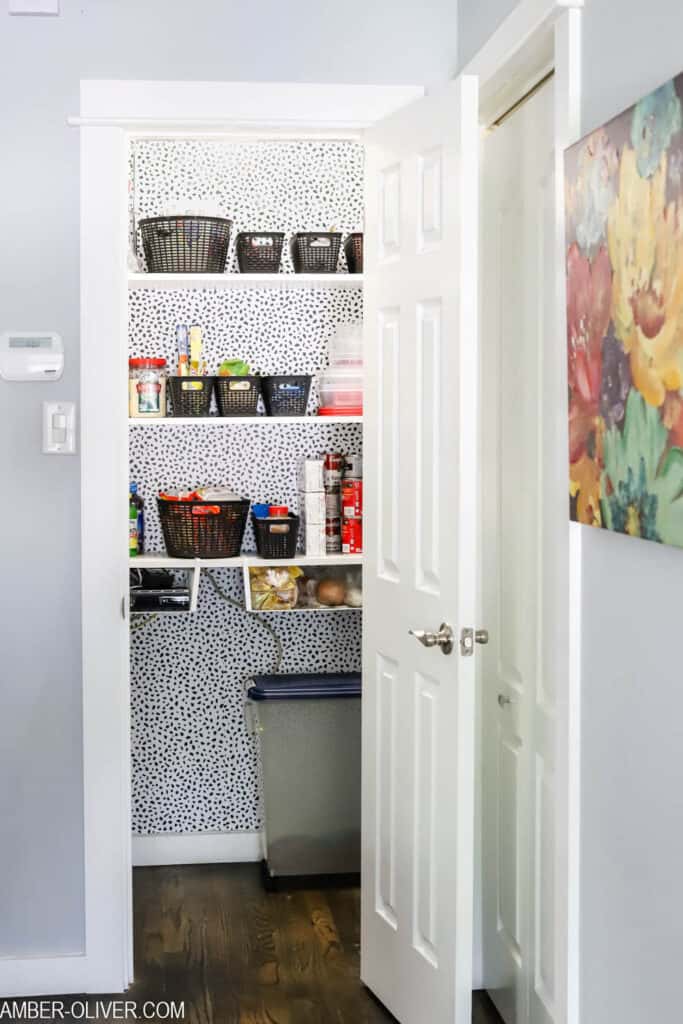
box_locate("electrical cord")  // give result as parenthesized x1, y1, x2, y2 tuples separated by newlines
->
(130, 612, 158, 631)
(204, 570, 283, 675)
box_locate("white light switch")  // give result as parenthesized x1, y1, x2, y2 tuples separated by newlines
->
(43, 401, 76, 454)
(9, 0, 59, 13)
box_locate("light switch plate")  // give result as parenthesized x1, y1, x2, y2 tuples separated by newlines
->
(42, 401, 76, 455)
(9, 0, 59, 14)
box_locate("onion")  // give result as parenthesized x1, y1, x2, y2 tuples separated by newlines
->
(316, 578, 347, 607)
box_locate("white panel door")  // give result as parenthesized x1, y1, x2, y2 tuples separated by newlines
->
(361, 76, 480, 1024)
(480, 80, 557, 1024)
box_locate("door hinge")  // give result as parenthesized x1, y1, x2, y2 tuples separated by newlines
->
(459, 627, 489, 656)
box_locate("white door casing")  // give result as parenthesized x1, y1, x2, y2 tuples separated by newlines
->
(480, 78, 557, 1024)
(361, 76, 480, 1024)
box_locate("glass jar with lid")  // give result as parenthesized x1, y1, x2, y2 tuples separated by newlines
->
(129, 358, 167, 418)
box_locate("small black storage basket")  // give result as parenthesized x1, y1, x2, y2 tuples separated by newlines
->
(168, 376, 215, 417)
(261, 375, 312, 417)
(291, 232, 342, 273)
(344, 233, 363, 274)
(139, 216, 232, 274)
(253, 513, 300, 559)
(236, 232, 285, 273)
(158, 498, 250, 559)
(214, 375, 261, 417)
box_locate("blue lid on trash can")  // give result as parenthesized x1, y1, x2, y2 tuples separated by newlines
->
(247, 671, 361, 701)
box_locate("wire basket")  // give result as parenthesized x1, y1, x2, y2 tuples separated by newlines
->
(139, 216, 232, 274)
(344, 233, 363, 274)
(167, 376, 215, 417)
(158, 498, 250, 558)
(290, 232, 342, 273)
(253, 513, 300, 559)
(236, 232, 285, 273)
(261, 375, 312, 417)
(214, 376, 261, 416)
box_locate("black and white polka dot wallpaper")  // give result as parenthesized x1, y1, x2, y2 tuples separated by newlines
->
(129, 139, 363, 836)
(128, 285, 363, 413)
(130, 138, 364, 274)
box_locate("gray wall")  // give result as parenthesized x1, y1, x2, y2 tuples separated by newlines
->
(575, 5, 683, 1021)
(0, 0, 458, 960)
(457, 1, 683, 1021)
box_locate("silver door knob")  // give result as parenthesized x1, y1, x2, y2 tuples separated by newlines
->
(497, 693, 517, 708)
(409, 622, 454, 656)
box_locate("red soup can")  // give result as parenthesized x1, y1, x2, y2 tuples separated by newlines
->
(341, 479, 363, 519)
(326, 517, 341, 553)
(324, 453, 344, 490)
(342, 517, 363, 554)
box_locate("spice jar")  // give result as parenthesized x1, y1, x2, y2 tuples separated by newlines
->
(268, 505, 291, 534)
(129, 358, 167, 418)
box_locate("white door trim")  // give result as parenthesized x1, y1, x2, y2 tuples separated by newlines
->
(466, 3, 582, 1023)
(71, 79, 424, 1002)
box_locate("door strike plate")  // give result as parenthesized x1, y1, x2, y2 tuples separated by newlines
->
(460, 627, 474, 656)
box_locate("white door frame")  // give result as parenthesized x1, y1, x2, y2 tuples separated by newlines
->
(464, 2, 582, 1023)
(0, 81, 422, 1001)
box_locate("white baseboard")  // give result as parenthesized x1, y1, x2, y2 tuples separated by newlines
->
(132, 830, 262, 866)
(0, 954, 88, 998)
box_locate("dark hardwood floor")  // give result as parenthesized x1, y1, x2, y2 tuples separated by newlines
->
(36, 864, 501, 1022)
(115, 863, 503, 1024)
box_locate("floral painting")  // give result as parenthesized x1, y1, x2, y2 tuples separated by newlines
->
(566, 73, 683, 547)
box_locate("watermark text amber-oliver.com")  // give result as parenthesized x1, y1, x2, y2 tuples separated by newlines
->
(0, 1002, 185, 1021)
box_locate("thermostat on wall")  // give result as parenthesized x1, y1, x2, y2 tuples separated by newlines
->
(0, 332, 64, 382)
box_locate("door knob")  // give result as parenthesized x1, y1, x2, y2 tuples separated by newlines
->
(409, 623, 454, 655)
(497, 693, 517, 708)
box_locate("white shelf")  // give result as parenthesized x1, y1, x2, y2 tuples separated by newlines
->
(133, 552, 363, 569)
(128, 415, 363, 426)
(128, 272, 363, 291)
(247, 604, 362, 614)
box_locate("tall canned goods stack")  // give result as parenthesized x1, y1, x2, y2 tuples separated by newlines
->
(324, 453, 343, 554)
(341, 453, 362, 555)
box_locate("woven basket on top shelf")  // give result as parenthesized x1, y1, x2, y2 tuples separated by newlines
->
(290, 232, 342, 273)
(236, 232, 285, 273)
(139, 216, 232, 274)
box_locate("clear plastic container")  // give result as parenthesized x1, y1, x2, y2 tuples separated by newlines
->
(330, 325, 363, 367)
(319, 368, 363, 409)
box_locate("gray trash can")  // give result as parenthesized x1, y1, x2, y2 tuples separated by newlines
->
(247, 672, 361, 883)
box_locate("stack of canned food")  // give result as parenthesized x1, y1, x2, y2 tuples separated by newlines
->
(298, 452, 362, 556)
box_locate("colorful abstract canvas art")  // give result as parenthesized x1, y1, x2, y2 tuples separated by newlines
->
(565, 73, 683, 547)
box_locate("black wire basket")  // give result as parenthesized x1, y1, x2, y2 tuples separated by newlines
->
(236, 232, 285, 273)
(167, 376, 215, 417)
(214, 375, 261, 416)
(344, 233, 363, 274)
(158, 498, 250, 559)
(261, 375, 312, 417)
(290, 232, 342, 273)
(252, 513, 300, 559)
(139, 216, 232, 274)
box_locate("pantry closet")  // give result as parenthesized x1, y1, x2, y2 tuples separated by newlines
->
(127, 136, 365, 844)
(78, 77, 489, 1023)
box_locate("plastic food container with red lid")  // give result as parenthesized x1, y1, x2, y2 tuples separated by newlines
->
(318, 367, 363, 411)
(129, 358, 167, 418)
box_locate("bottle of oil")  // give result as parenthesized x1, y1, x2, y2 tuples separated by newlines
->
(129, 489, 138, 558)
(130, 483, 144, 555)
